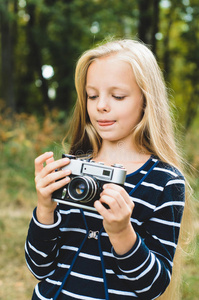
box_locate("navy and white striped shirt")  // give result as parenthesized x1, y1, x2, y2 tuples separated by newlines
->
(25, 156, 185, 300)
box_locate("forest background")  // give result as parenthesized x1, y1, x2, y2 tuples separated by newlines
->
(0, 0, 199, 299)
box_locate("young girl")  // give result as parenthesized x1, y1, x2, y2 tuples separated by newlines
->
(25, 39, 187, 300)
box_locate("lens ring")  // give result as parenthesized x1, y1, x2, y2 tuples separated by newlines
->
(82, 176, 98, 203)
(68, 176, 98, 203)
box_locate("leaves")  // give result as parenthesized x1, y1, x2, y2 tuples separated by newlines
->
(0, 0, 198, 129)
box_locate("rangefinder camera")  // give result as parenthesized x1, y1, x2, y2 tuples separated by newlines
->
(52, 154, 127, 211)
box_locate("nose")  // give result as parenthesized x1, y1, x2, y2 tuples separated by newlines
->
(96, 95, 110, 112)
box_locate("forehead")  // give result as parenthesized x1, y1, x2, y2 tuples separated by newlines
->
(86, 54, 135, 86)
(88, 54, 132, 71)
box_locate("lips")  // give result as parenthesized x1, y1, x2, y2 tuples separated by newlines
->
(97, 120, 116, 126)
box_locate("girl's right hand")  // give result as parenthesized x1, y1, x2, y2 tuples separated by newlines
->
(34, 152, 71, 224)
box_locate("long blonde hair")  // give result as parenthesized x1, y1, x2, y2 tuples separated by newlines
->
(69, 39, 179, 168)
(65, 39, 192, 299)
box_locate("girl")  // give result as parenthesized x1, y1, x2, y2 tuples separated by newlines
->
(25, 39, 188, 300)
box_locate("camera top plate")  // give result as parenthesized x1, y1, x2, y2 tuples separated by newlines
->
(62, 157, 127, 185)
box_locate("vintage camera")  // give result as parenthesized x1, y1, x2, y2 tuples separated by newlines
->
(52, 154, 127, 211)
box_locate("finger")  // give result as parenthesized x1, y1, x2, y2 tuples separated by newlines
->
(37, 168, 70, 189)
(100, 190, 123, 209)
(46, 156, 55, 165)
(103, 184, 132, 207)
(35, 152, 54, 175)
(39, 157, 70, 179)
(45, 176, 71, 197)
(103, 183, 125, 194)
(101, 186, 135, 215)
(94, 200, 111, 217)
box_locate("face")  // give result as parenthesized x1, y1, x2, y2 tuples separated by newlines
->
(86, 55, 143, 146)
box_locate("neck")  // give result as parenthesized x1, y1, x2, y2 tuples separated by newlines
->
(94, 140, 148, 165)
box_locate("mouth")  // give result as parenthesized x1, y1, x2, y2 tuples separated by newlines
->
(97, 120, 116, 126)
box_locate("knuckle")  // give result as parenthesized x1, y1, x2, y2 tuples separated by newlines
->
(34, 158, 39, 166)
(108, 215, 114, 223)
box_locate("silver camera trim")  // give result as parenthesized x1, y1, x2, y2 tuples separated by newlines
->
(67, 175, 98, 203)
(61, 159, 126, 183)
(54, 199, 97, 212)
(52, 155, 127, 211)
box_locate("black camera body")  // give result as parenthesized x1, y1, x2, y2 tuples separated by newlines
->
(52, 154, 127, 211)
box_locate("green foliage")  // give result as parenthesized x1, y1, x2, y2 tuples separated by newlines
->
(0, 0, 198, 129)
(153, 0, 199, 129)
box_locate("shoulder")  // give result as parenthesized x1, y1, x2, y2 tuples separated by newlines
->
(148, 158, 185, 208)
(151, 157, 185, 186)
(126, 157, 185, 226)
(126, 155, 184, 186)
(125, 156, 185, 202)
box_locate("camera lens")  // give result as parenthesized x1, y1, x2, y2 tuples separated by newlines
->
(75, 182, 87, 195)
(68, 176, 98, 203)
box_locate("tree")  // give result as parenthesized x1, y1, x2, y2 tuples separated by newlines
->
(0, 0, 198, 130)
(158, 0, 199, 130)
(137, 0, 160, 56)
(24, 1, 51, 110)
(181, 0, 199, 130)
(0, 0, 18, 114)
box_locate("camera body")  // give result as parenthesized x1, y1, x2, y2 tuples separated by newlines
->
(52, 154, 127, 211)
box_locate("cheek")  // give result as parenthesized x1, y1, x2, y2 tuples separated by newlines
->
(134, 106, 143, 123)
(86, 100, 91, 116)
(86, 101, 94, 121)
(120, 106, 143, 128)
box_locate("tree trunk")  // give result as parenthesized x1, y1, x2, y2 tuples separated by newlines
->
(138, 0, 153, 45)
(26, 2, 51, 110)
(0, 0, 16, 114)
(163, 18, 173, 81)
(151, 0, 160, 56)
(137, 0, 160, 57)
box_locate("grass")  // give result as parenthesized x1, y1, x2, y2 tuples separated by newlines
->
(181, 192, 199, 300)
(0, 106, 198, 299)
(0, 207, 38, 299)
(0, 106, 67, 299)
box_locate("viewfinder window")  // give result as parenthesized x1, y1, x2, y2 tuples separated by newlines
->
(103, 170, 110, 176)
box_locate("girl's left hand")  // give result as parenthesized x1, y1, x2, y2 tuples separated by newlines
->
(94, 184, 137, 255)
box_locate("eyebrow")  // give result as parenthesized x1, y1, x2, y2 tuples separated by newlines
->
(86, 85, 97, 90)
(86, 85, 129, 91)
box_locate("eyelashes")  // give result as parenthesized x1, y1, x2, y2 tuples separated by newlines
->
(87, 95, 98, 100)
(113, 95, 125, 100)
(87, 95, 126, 100)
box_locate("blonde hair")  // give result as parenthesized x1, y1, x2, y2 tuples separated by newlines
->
(69, 39, 179, 168)
(65, 39, 192, 299)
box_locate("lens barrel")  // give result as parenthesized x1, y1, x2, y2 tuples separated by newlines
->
(68, 176, 98, 203)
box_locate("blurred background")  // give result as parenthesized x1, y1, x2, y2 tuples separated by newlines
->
(0, 0, 198, 299)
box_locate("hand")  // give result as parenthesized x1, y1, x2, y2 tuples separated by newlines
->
(34, 152, 71, 224)
(94, 184, 137, 255)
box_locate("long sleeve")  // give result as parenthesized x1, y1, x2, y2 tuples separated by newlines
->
(25, 208, 62, 280)
(114, 168, 185, 299)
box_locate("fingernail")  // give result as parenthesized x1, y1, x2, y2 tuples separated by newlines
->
(63, 169, 70, 175)
(47, 151, 53, 156)
(63, 157, 69, 162)
(65, 177, 70, 182)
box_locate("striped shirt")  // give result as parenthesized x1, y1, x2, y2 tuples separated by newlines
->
(25, 156, 185, 300)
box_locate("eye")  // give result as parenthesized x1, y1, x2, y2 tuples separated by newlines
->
(87, 95, 98, 100)
(112, 95, 125, 100)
